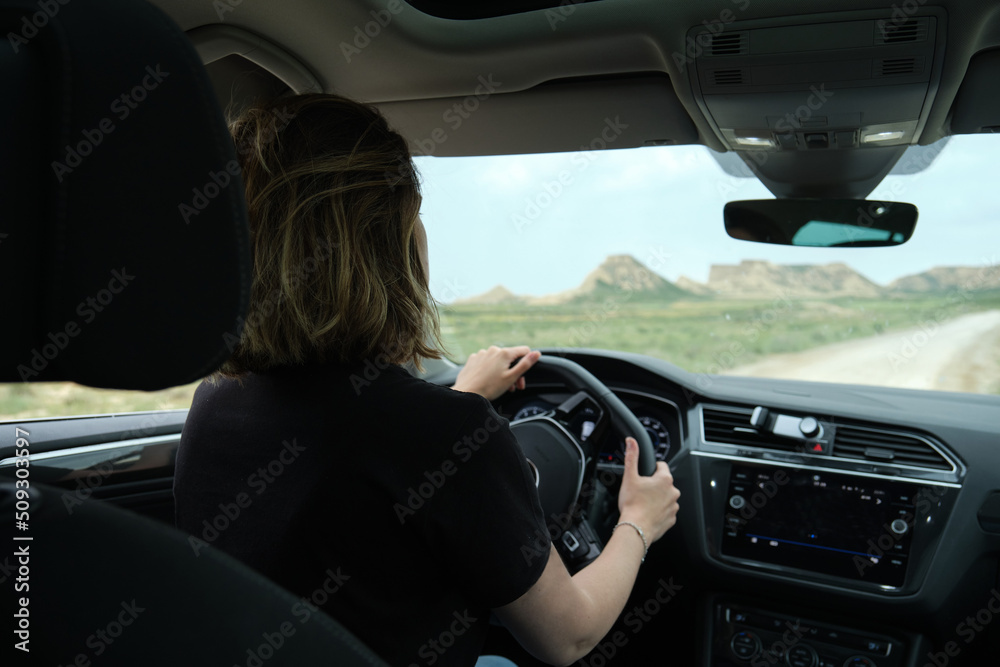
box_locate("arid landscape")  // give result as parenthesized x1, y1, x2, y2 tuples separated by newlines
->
(3, 255, 998, 420)
(443, 254, 1000, 394)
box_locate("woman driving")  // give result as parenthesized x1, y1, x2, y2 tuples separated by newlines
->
(173, 93, 680, 667)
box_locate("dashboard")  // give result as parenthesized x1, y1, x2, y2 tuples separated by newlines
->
(496, 387, 683, 467)
(2, 347, 998, 666)
(471, 349, 1000, 667)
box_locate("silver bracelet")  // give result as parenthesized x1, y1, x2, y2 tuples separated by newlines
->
(613, 521, 648, 563)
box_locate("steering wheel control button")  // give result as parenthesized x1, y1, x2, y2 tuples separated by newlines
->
(785, 644, 818, 667)
(730, 494, 747, 510)
(890, 518, 909, 535)
(862, 639, 889, 655)
(730, 631, 762, 660)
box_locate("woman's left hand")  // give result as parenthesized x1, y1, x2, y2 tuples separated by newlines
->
(452, 346, 542, 401)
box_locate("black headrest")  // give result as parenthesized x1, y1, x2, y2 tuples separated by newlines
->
(0, 0, 250, 390)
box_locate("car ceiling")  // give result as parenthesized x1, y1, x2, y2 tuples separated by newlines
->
(152, 0, 1000, 198)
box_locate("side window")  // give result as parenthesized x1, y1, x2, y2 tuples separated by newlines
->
(0, 381, 201, 421)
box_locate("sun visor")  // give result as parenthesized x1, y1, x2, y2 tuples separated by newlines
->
(378, 74, 699, 157)
(950, 48, 1000, 134)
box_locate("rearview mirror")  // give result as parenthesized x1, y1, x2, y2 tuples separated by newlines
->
(724, 199, 918, 247)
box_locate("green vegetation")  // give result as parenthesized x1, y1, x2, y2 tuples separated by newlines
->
(0, 381, 201, 421)
(2, 290, 998, 421)
(440, 290, 1000, 373)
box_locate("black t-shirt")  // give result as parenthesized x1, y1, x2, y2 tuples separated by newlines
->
(174, 362, 551, 666)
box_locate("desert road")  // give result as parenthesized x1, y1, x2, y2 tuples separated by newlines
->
(727, 309, 1000, 393)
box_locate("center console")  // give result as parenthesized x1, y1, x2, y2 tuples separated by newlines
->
(720, 465, 923, 589)
(691, 404, 965, 666)
(703, 597, 910, 667)
(697, 458, 958, 595)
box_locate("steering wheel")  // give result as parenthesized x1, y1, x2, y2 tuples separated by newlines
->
(509, 356, 657, 568)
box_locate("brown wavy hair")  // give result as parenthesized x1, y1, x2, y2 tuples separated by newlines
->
(219, 93, 442, 375)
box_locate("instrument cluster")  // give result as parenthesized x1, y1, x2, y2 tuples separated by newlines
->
(504, 390, 682, 464)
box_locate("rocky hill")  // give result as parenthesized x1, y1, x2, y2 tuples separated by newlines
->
(453, 285, 525, 305)
(456, 254, 691, 305)
(455, 258, 1000, 305)
(675, 275, 714, 296)
(696, 260, 883, 298)
(889, 266, 1000, 293)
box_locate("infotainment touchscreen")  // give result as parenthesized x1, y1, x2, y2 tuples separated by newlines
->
(721, 465, 929, 588)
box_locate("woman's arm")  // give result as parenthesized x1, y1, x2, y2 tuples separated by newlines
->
(493, 437, 680, 666)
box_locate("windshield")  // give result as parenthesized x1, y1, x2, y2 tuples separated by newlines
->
(3, 136, 997, 421)
(419, 135, 1000, 395)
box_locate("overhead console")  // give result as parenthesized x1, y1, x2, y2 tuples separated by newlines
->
(683, 9, 947, 197)
(692, 403, 964, 596)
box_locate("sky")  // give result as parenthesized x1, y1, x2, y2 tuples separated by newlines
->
(415, 134, 1000, 303)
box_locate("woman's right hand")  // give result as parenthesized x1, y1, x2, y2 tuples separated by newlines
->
(616, 436, 680, 543)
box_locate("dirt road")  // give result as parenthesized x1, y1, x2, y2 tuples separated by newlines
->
(727, 310, 1000, 393)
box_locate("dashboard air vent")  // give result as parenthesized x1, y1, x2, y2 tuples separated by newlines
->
(711, 68, 749, 86)
(709, 32, 749, 56)
(875, 56, 922, 76)
(875, 17, 929, 44)
(702, 406, 797, 452)
(834, 425, 952, 471)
